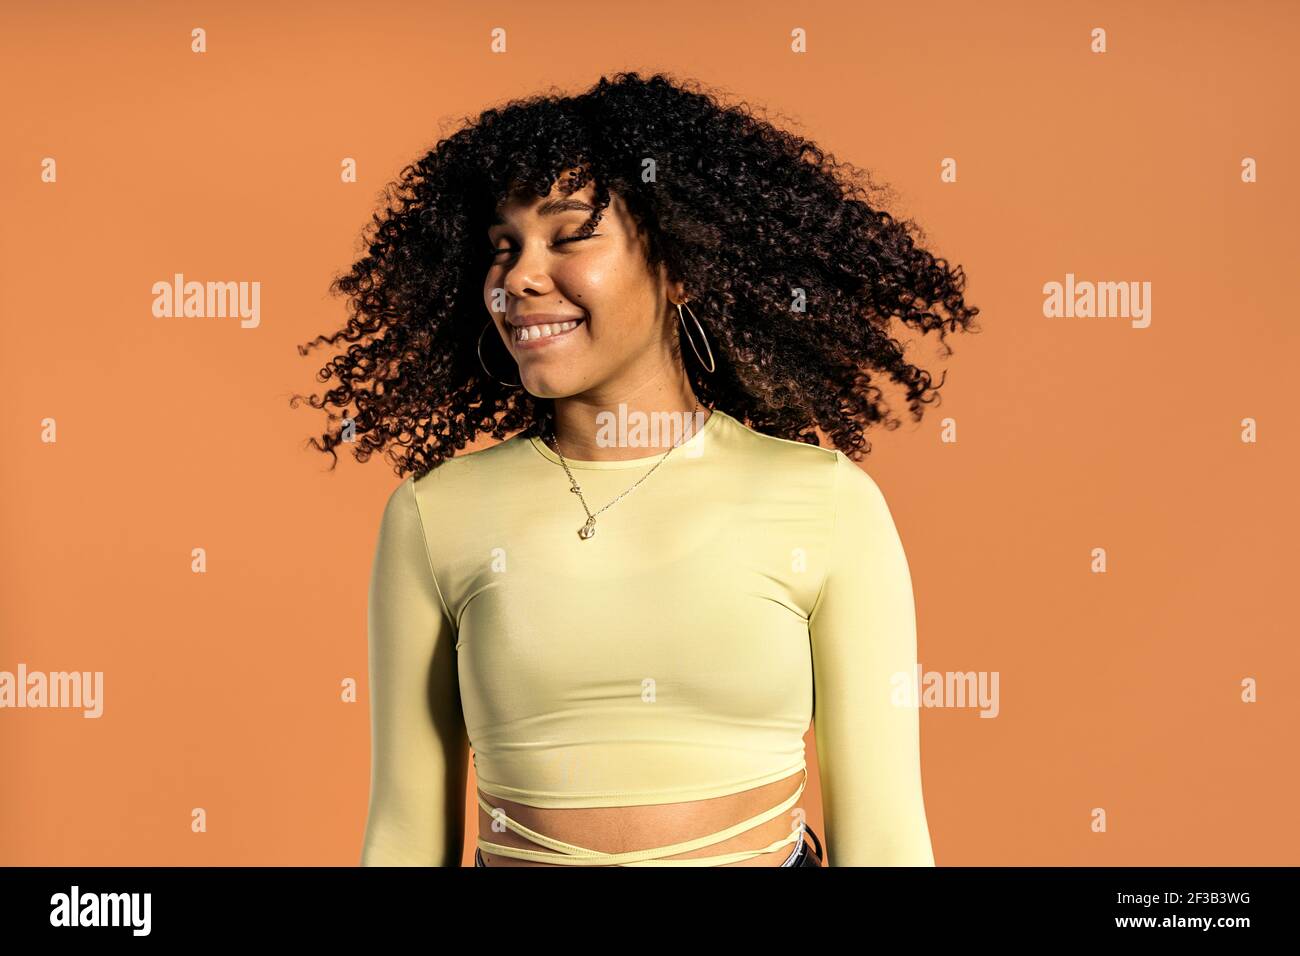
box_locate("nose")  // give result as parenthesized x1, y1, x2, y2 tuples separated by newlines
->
(499, 245, 557, 300)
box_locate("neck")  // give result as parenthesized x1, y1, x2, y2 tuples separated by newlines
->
(546, 372, 711, 462)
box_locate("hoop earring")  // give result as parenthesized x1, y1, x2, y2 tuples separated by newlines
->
(676, 301, 716, 373)
(478, 319, 521, 387)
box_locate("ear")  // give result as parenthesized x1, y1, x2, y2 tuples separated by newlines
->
(666, 276, 688, 306)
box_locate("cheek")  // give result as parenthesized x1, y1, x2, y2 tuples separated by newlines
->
(554, 259, 612, 305)
(555, 254, 647, 319)
(482, 267, 505, 310)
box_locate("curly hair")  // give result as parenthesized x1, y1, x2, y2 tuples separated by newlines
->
(291, 70, 980, 480)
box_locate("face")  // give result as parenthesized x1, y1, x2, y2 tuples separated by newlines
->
(482, 173, 683, 400)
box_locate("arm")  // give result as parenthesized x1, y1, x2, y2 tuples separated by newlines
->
(808, 451, 935, 866)
(360, 477, 469, 866)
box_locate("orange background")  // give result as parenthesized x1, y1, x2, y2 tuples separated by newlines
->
(1, 0, 1296, 865)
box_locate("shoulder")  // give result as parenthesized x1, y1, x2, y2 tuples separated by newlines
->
(407, 432, 530, 495)
(713, 411, 900, 516)
(373, 436, 529, 570)
(716, 417, 907, 589)
(375, 434, 537, 544)
(713, 408, 839, 482)
(708, 411, 896, 521)
(375, 472, 419, 531)
(829, 449, 887, 504)
(824, 449, 903, 547)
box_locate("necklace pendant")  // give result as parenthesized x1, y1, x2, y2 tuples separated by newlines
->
(578, 517, 596, 540)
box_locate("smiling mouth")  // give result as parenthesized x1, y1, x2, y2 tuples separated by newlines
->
(511, 318, 585, 345)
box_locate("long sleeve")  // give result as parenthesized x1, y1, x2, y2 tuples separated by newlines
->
(808, 451, 935, 866)
(360, 476, 469, 866)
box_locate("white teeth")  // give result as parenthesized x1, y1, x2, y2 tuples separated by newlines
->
(515, 319, 580, 342)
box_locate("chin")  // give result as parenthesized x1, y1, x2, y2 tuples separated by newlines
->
(520, 375, 588, 401)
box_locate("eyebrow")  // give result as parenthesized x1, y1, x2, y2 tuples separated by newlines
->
(490, 197, 594, 227)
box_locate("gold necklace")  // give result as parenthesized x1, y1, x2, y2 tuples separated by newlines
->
(546, 400, 705, 540)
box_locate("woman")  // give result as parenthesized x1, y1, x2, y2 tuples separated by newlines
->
(295, 72, 979, 866)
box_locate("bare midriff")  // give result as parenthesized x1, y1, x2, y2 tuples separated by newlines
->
(476, 768, 808, 867)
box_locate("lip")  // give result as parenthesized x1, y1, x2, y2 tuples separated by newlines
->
(508, 313, 586, 329)
(507, 315, 586, 350)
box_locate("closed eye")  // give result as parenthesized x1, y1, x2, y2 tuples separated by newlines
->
(489, 234, 599, 258)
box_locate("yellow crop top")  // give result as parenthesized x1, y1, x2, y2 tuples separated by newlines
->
(360, 407, 935, 866)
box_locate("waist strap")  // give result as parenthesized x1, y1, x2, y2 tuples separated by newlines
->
(475, 764, 808, 866)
